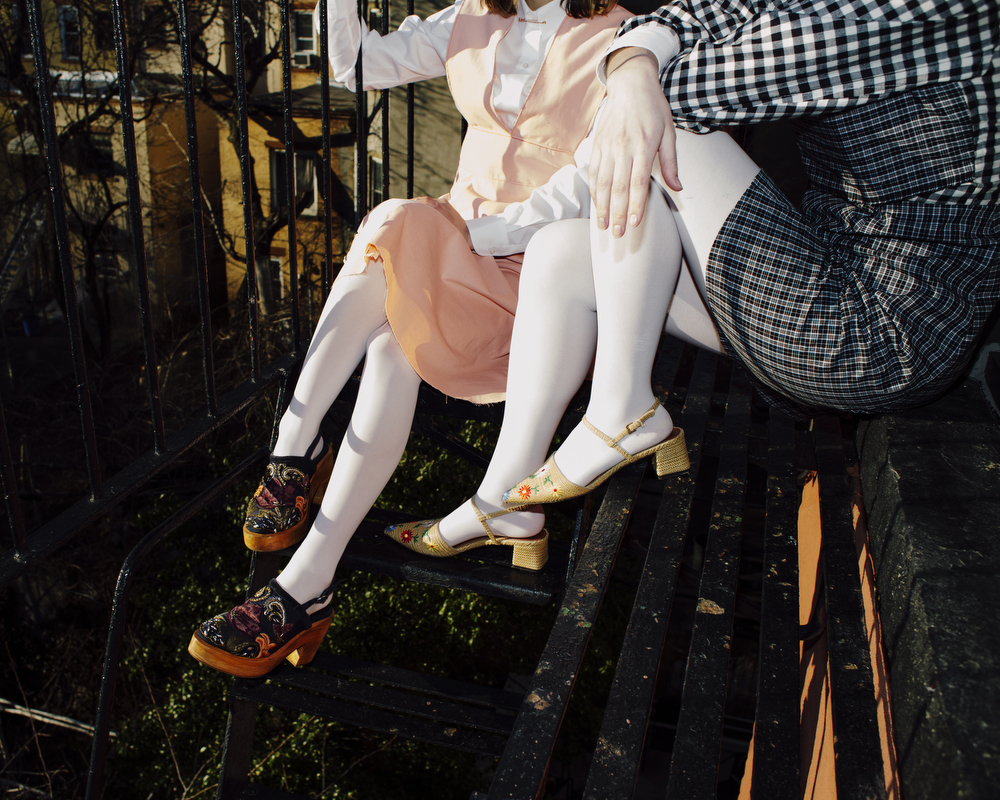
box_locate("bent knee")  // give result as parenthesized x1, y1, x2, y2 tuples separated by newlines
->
(359, 198, 412, 232)
(522, 219, 591, 288)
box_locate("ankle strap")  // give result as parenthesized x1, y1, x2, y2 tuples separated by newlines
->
(269, 431, 326, 470)
(582, 398, 662, 456)
(308, 578, 341, 607)
(470, 496, 531, 543)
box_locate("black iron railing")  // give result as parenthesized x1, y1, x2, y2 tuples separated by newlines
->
(1, 0, 395, 794)
(0, 0, 407, 579)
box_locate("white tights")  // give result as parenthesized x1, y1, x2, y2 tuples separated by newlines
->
(439, 129, 760, 544)
(272, 204, 423, 605)
(273, 130, 761, 594)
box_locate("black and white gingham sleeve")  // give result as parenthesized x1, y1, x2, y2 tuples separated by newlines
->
(619, 0, 999, 132)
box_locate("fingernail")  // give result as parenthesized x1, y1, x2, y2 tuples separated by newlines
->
(613, 224, 623, 237)
(598, 217, 607, 229)
(629, 214, 637, 227)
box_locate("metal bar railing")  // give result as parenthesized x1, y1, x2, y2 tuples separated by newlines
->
(230, 0, 261, 383)
(5, 0, 418, 792)
(0, 355, 297, 587)
(354, 0, 368, 225)
(279, 0, 303, 351)
(110, 0, 167, 453)
(379, 2, 390, 204)
(0, 399, 27, 552)
(320, 0, 335, 296)
(406, 0, 414, 198)
(178, 0, 219, 415)
(85, 447, 269, 800)
(24, 0, 103, 499)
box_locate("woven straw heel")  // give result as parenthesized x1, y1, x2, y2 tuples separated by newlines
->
(384, 498, 549, 571)
(653, 428, 690, 477)
(510, 536, 549, 571)
(503, 399, 689, 506)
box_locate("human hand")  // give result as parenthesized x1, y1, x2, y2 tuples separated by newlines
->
(589, 47, 681, 238)
(412, 196, 473, 249)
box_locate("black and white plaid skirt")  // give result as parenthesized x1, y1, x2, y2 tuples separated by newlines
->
(704, 172, 1000, 419)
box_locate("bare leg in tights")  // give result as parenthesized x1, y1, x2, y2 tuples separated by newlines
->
(437, 187, 683, 543)
(259, 201, 425, 607)
(436, 129, 760, 543)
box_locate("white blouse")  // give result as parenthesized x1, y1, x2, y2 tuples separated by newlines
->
(315, 0, 600, 256)
(314, 0, 680, 256)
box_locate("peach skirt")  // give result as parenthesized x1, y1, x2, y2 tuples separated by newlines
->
(343, 199, 522, 404)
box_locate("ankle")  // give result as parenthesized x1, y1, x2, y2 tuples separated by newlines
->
(586, 404, 674, 450)
(438, 497, 545, 546)
(273, 429, 325, 460)
(275, 573, 334, 612)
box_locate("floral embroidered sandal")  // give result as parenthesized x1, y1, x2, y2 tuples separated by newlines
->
(187, 579, 336, 678)
(503, 399, 689, 506)
(243, 433, 334, 552)
(384, 497, 549, 571)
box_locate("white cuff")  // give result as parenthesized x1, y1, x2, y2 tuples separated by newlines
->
(597, 25, 681, 84)
(468, 215, 510, 257)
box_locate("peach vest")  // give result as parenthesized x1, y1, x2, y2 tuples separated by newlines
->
(444, 0, 631, 219)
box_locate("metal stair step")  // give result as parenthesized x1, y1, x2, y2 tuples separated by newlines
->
(232, 653, 520, 757)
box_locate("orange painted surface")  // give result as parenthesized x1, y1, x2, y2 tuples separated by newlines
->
(739, 469, 899, 799)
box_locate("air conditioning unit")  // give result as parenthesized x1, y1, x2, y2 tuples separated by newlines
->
(293, 53, 319, 70)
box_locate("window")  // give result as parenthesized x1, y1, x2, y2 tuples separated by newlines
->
(269, 255, 285, 299)
(270, 150, 318, 217)
(83, 131, 115, 176)
(68, 130, 117, 176)
(369, 157, 384, 209)
(93, 10, 114, 52)
(58, 5, 81, 60)
(293, 11, 314, 52)
(142, 2, 171, 50)
(292, 10, 317, 69)
(11, 4, 33, 58)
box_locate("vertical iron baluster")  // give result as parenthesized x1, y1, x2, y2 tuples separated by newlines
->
(380, 0, 389, 202)
(406, 0, 414, 198)
(110, 0, 166, 452)
(231, 0, 261, 382)
(25, 0, 102, 498)
(355, 0, 368, 224)
(279, 0, 302, 350)
(0, 398, 27, 553)
(318, 0, 334, 298)
(177, 0, 219, 416)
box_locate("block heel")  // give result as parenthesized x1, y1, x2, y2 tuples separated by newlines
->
(190, 579, 336, 678)
(286, 616, 334, 667)
(510, 535, 548, 571)
(504, 400, 688, 506)
(385, 498, 549, 572)
(654, 429, 690, 478)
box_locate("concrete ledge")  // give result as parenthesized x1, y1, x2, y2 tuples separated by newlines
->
(857, 380, 1000, 800)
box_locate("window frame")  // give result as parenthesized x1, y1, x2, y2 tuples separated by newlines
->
(269, 148, 320, 218)
(58, 5, 82, 61)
